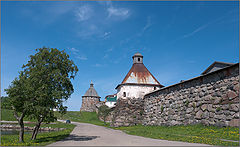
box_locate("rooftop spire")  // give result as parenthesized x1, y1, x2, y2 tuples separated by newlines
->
(83, 81, 100, 97)
(132, 52, 143, 64)
(90, 80, 93, 87)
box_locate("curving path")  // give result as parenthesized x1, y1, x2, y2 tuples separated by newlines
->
(48, 120, 210, 146)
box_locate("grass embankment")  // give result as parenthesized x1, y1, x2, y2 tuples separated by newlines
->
(55, 111, 109, 126)
(115, 124, 239, 146)
(1, 109, 36, 121)
(1, 109, 76, 146)
(57, 111, 239, 146)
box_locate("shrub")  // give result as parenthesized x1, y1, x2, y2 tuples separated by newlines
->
(97, 105, 112, 125)
(161, 106, 164, 113)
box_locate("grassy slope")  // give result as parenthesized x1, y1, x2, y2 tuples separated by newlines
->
(115, 124, 239, 146)
(56, 111, 239, 146)
(1, 109, 35, 121)
(1, 109, 76, 146)
(54, 111, 108, 126)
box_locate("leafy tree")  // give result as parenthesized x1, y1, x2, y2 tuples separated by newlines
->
(97, 105, 112, 125)
(5, 72, 33, 142)
(5, 47, 78, 141)
(1, 96, 11, 109)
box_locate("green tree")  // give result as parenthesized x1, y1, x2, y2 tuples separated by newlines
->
(5, 72, 33, 142)
(97, 105, 112, 125)
(1, 96, 11, 109)
(5, 47, 78, 141)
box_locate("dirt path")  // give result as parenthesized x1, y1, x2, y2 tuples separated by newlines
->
(48, 121, 210, 146)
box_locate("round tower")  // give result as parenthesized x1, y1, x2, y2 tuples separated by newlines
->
(80, 81, 101, 112)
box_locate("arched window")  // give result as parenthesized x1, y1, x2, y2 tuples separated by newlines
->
(138, 58, 140, 61)
(123, 92, 126, 97)
(154, 87, 156, 90)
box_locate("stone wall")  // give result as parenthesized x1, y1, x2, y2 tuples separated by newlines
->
(80, 96, 100, 112)
(143, 64, 239, 127)
(110, 98, 144, 127)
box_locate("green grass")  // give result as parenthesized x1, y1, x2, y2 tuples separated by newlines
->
(1, 109, 76, 146)
(54, 111, 108, 126)
(1, 109, 36, 121)
(56, 111, 239, 146)
(1, 122, 75, 146)
(114, 124, 239, 146)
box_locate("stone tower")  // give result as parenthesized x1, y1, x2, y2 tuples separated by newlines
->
(80, 81, 101, 112)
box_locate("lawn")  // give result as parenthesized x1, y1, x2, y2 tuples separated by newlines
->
(1, 109, 36, 121)
(54, 111, 108, 126)
(1, 109, 76, 146)
(115, 124, 239, 146)
(1, 122, 75, 146)
(56, 111, 239, 146)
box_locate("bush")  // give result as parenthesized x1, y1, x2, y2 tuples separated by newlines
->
(97, 105, 112, 125)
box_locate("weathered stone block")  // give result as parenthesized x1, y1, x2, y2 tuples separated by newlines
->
(233, 84, 239, 92)
(201, 104, 208, 111)
(209, 112, 214, 118)
(233, 112, 239, 118)
(227, 91, 237, 99)
(202, 111, 209, 118)
(185, 114, 191, 118)
(186, 107, 194, 113)
(207, 104, 213, 112)
(195, 110, 203, 119)
(230, 104, 239, 112)
(229, 119, 239, 127)
(213, 98, 222, 105)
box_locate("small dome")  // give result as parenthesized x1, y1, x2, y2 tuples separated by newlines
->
(83, 82, 100, 98)
(133, 52, 143, 57)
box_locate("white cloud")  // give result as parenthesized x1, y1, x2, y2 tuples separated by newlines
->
(103, 54, 109, 59)
(107, 7, 129, 19)
(102, 31, 111, 39)
(77, 24, 99, 39)
(75, 5, 93, 22)
(69, 47, 79, 53)
(182, 23, 209, 38)
(181, 10, 235, 39)
(94, 63, 103, 67)
(76, 55, 88, 60)
(107, 48, 113, 52)
(68, 47, 88, 61)
(137, 16, 153, 37)
(143, 16, 152, 32)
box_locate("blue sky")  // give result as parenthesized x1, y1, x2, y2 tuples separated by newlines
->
(1, 1, 239, 111)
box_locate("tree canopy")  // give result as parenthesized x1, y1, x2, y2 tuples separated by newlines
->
(5, 47, 79, 141)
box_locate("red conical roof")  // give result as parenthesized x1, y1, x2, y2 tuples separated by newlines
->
(121, 63, 163, 86)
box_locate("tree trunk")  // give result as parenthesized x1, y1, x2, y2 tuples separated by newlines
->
(12, 107, 25, 143)
(31, 118, 43, 140)
(19, 118, 24, 142)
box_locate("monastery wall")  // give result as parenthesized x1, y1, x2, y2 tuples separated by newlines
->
(143, 64, 239, 127)
(110, 98, 144, 127)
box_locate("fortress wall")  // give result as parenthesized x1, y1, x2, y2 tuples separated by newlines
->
(143, 64, 239, 127)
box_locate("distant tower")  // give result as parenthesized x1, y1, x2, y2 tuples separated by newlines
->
(80, 81, 101, 112)
(116, 52, 164, 99)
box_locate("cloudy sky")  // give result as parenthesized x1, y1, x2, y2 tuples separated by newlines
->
(1, 1, 239, 111)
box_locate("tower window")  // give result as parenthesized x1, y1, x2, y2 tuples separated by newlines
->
(123, 92, 126, 97)
(138, 58, 140, 61)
